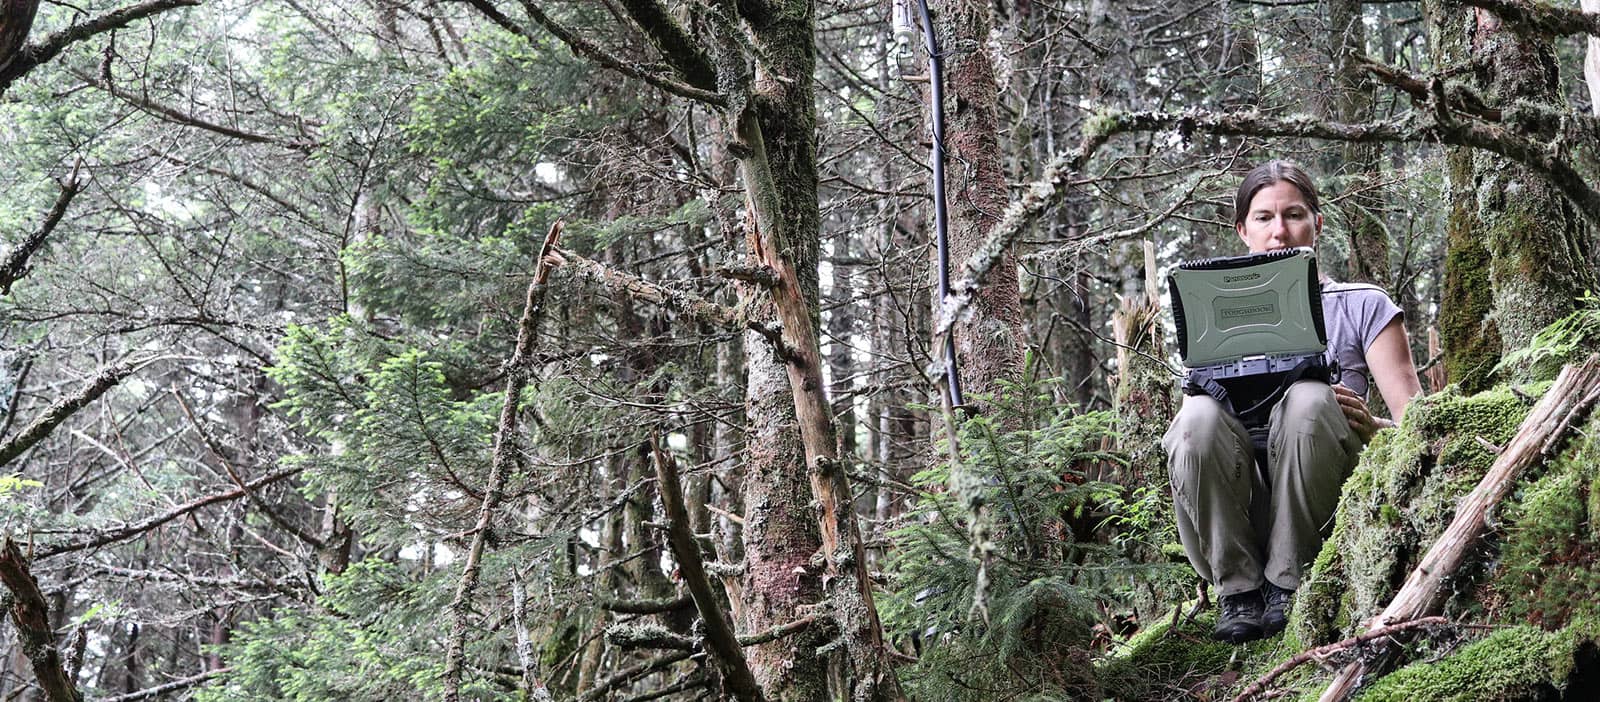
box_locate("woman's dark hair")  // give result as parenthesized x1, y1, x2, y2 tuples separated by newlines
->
(1233, 160, 1321, 227)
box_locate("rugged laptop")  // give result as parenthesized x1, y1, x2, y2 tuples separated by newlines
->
(1167, 247, 1332, 420)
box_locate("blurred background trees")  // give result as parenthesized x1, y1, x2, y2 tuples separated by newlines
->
(0, 0, 1595, 699)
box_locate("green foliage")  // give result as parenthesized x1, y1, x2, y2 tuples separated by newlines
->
(1493, 293, 1600, 381)
(268, 319, 502, 545)
(1492, 411, 1600, 628)
(196, 560, 459, 702)
(1096, 609, 1238, 700)
(883, 376, 1181, 700)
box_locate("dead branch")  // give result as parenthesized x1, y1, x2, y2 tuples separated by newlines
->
(1355, 56, 1501, 122)
(0, 0, 200, 98)
(511, 0, 724, 107)
(99, 668, 230, 702)
(935, 129, 1110, 340)
(547, 247, 740, 328)
(1232, 616, 1450, 702)
(606, 623, 695, 651)
(0, 360, 138, 469)
(0, 537, 82, 701)
(0, 175, 80, 296)
(599, 593, 695, 615)
(1460, 0, 1600, 38)
(1318, 355, 1600, 701)
(738, 615, 817, 647)
(944, 97, 1600, 336)
(75, 71, 317, 151)
(171, 388, 326, 550)
(441, 221, 562, 702)
(37, 466, 303, 559)
(579, 650, 696, 702)
(651, 435, 765, 701)
(716, 264, 779, 288)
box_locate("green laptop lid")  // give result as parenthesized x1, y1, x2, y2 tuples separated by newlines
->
(1167, 247, 1327, 368)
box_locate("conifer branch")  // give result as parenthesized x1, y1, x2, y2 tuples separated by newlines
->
(75, 71, 318, 151)
(514, 0, 726, 107)
(37, 466, 303, 559)
(0, 360, 137, 469)
(0, 0, 200, 99)
(99, 668, 231, 702)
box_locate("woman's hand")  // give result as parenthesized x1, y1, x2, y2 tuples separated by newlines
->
(1333, 384, 1393, 444)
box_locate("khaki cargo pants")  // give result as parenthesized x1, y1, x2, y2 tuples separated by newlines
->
(1163, 380, 1363, 595)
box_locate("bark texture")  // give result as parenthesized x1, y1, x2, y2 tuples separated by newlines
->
(1587, 0, 1600, 115)
(1328, 0, 1389, 287)
(0, 538, 82, 702)
(733, 2, 898, 698)
(1469, 8, 1595, 375)
(1427, 0, 1499, 392)
(937, 0, 1025, 403)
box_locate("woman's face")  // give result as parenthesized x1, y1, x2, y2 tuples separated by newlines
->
(1236, 181, 1321, 252)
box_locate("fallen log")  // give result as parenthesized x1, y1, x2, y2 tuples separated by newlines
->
(1317, 354, 1600, 701)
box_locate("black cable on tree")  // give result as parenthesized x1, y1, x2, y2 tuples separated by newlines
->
(900, 0, 965, 409)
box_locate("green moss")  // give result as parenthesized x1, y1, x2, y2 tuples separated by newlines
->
(1097, 609, 1237, 700)
(1491, 412, 1600, 628)
(1291, 385, 1533, 645)
(1355, 626, 1585, 701)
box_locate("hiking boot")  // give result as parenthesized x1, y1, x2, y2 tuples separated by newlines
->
(1262, 582, 1293, 636)
(1212, 590, 1264, 644)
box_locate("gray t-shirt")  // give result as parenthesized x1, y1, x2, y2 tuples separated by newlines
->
(1320, 281, 1404, 397)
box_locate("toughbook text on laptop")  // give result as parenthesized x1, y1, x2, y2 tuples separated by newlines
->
(1167, 247, 1337, 425)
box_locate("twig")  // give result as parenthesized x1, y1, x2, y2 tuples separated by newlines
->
(0, 360, 139, 469)
(37, 466, 303, 558)
(1232, 616, 1450, 702)
(100, 668, 231, 702)
(0, 0, 201, 98)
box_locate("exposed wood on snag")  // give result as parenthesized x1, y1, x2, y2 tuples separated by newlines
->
(1317, 354, 1600, 701)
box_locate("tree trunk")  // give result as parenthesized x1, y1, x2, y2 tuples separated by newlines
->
(1585, 0, 1600, 116)
(732, 2, 899, 698)
(1427, 0, 1499, 392)
(738, 311, 831, 702)
(1328, 0, 1389, 288)
(1469, 8, 1595, 376)
(1111, 242, 1175, 487)
(936, 0, 1026, 404)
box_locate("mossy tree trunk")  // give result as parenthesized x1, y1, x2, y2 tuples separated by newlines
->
(1470, 11, 1595, 374)
(1328, 0, 1390, 288)
(733, 2, 899, 699)
(1425, 0, 1497, 391)
(1429, 3, 1596, 389)
(935, 0, 1025, 405)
